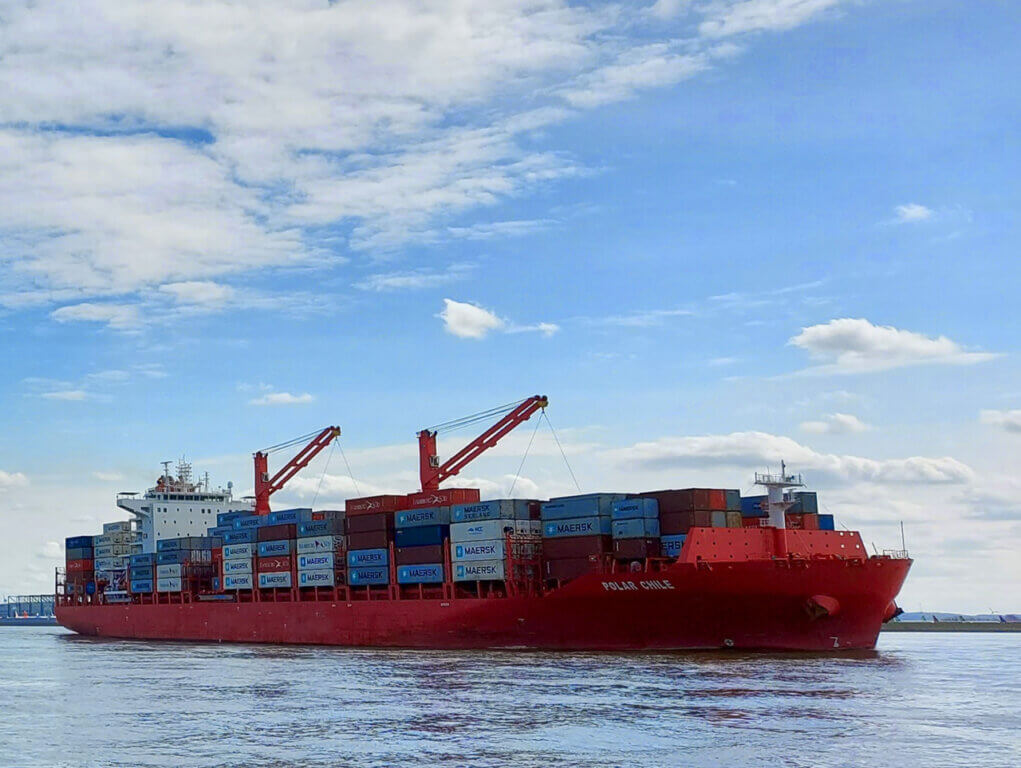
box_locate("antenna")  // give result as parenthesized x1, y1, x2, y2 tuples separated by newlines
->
(160, 460, 172, 480)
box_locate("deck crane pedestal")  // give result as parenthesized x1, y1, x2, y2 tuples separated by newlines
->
(253, 426, 341, 516)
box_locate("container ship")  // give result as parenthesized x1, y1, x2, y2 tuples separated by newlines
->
(55, 396, 911, 651)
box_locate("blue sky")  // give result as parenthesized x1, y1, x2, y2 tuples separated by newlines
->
(1, 0, 1019, 611)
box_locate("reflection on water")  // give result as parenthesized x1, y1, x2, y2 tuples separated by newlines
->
(0, 628, 1018, 767)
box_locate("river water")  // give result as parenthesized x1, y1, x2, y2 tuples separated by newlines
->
(0, 628, 1017, 767)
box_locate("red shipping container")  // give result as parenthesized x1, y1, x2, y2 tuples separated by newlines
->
(785, 513, 820, 530)
(545, 557, 597, 581)
(542, 536, 612, 559)
(659, 510, 712, 535)
(257, 555, 293, 572)
(257, 523, 297, 541)
(612, 538, 661, 560)
(395, 544, 445, 565)
(346, 512, 393, 534)
(644, 489, 729, 513)
(346, 495, 403, 514)
(707, 489, 727, 510)
(66, 559, 94, 573)
(347, 530, 391, 550)
(403, 488, 481, 509)
(742, 516, 769, 528)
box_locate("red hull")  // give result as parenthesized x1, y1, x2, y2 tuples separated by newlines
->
(56, 555, 910, 651)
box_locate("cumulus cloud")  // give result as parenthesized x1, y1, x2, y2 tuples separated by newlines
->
(800, 413, 871, 434)
(248, 392, 315, 406)
(980, 409, 1021, 434)
(439, 299, 506, 339)
(0, 470, 29, 489)
(50, 302, 142, 330)
(789, 318, 999, 374)
(893, 203, 934, 223)
(611, 430, 974, 486)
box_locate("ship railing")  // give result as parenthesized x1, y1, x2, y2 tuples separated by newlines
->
(881, 549, 910, 559)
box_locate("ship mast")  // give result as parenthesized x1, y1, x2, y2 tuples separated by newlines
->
(753, 460, 804, 529)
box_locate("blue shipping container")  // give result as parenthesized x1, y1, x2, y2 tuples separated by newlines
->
(267, 508, 314, 525)
(206, 525, 234, 536)
(347, 548, 388, 568)
(129, 553, 155, 568)
(725, 489, 741, 511)
(217, 511, 246, 526)
(223, 529, 257, 544)
(257, 539, 293, 557)
(818, 514, 835, 531)
(612, 518, 660, 539)
(451, 499, 531, 523)
(65, 535, 94, 550)
(611, 498, 659, 520)
(452, 539, 505, 562)
(397, 563, 444, 584)
(298, 519, 345, 537)
(130, 579, 153, 593)
(129, 566, 154, 579)
(233, 516, 265, 530)
(789, 492, 819, 515)
(348, 566, 389, 586)
(541, 495, 623, 521)
(298, 553, 336, 570)
(66, 547, 92, 560)
(741, 496, 767, 517)
(156, 550, 208, 565)
(543, 517, 612, 538)
(661, 534, 686, 558)
(396, 506, 451, 528)
(394, 525, 447, 548)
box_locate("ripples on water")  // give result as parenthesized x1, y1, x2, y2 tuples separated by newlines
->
(0, 628, 1018, 767)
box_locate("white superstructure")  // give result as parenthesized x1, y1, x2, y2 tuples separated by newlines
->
(116, 459, 253, 553)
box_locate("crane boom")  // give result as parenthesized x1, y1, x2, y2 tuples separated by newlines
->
(253, 426, 340, 515)
(417, 396, 548, 492)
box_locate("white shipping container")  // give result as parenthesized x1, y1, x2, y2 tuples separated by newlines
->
(450, 519, 539, 543)
(94, 545, 115, 558)
(224, 574, 253, 590)
(296, 536, 337, 554)
(156, 563, 182, 579)
(454, 560, 506, 581)
(157, 577, 182, 592)
(103, 521, 133, 534)
(298, 569, 336, 587)
(258, 571, 292, 589)
(298, 552, 335, 570)
(223, 543, 254, 560)
(451, 538, 506, 562)
(94, 556, 128, 571)
(222, 559, 252, 575)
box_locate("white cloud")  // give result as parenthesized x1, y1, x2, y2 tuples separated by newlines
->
(589, 308, 694, 327)
(893, 203, 934, 223)
(611, 430, 974, 486)
(50, 302, 142, 330)
(561, 45, 706, 108)
(649, 0, 691, 20)
(700, 0, 844, 38)
(439, 298, 506, 339)
(980, 409, 1021, 434)
(789, 318, 999, 374)
(708, 356, 739, 366)
(39, 390, 90, 401)
(800, 412, 871, 434)
(356, 264, 474, 292)
(92, 471, 126, 482)
(506, 322, 561, 337)
(0, 470, 29, 489)
(248, 392, 315, 406)
(159, 281, 235, 305)
(39, 541, 64, 559)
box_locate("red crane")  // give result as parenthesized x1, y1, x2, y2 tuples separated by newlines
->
(417, 396, 548, 492)
(253, 426, 340, 516)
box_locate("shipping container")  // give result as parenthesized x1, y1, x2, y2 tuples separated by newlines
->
(661, 534, 687, 558)
(298, 553, 337, 571)
(725, 489, 741, 511)
(451, 499, 532, 523)
(258, 572, 292, 589)
(348, 566, 389, 585)
(613, 538, 662, 560)
(541, 494, 623, 520)
(257, 523, 297, 542)
(726, 511, 743, 528)
(156, 564, 183, 579)
(223, 543, 255, 560)
(397, 563, 444, 584)
(257, 539, 293, 557)
(66, 547, 92, 561)
(345, 495, 404, 514)
(224, 574, 253, 590)
(711, 510, 728, 528)
(298, 570, 337, 587)
(157, 577, 182, 593)
(740, 495, 767, 517)
(129, 579, 153, 593)
(819, 514, 835, 531)
(217, 511, 247, 526)
(266, 508, 313, 525)
(543, 517, 613, 539)
(233, 516, 265, 530)
(129, 553, 155, 568)
(102, 521, 133, 534)
(298, 519, 346, 537)
(611, 518, 660, 539)
(65, 535, 94, 550)
(450, 519, 538, 542)
(93, 545, 114, 558)
(394, 525, 447, 548)
(256, 556, 293, 572)
(404, 488, 480, 509)
(223, 529, 258, 544)
(222, 559, 253, 575)
(395, 544, 445, 565)
(128, 565, 154, 579)
(544, 557, 596, 581)
(296, 536, 344, 555)
(206, 525, 235, 537)
(454, 560, 506, 581)
(642, 489, 727, 513)
(659, 510, 712, 535)
(541, 535, 612, 559)
(452, 539, 506, 562)
(156, 536, 217, 552)
(611, 498, 659, 520)
(66, 559, 94, 573)
(346, 512, 393, 534)
(395, 506, 451, 528)
(347, 548, 389, 568)
(156, 550, 211, 565)
(347, 530, 391, 550)
(789, 491, 819, 515)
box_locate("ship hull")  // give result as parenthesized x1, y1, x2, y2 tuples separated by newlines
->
(56, 557, 910, 651)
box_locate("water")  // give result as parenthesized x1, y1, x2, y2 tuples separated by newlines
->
(1, 628, 1018, 767)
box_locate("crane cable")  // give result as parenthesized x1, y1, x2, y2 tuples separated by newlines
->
(338, 441, 361, 498)
(508, 414, 543, 497)
(543, 410, 581, 493)
(424, 398, 530, 435)
(311, 438, 337, 510)
(259, 429, 327, 455)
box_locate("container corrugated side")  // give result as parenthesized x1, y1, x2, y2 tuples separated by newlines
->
(451, 539, 506, 562)
(397, 563, 444, 584)
(395, 506, 451, 528)
(347, 566, 389, 585)
(454, 560, 506, 581)
(451, 499, 532, 523)
(610, 498, 659, 520)
(258, 571, 292, 589)
(543, 517, 612, 538)
(298, 570, 337, 587)
(450, 519, 538, 543)
(222, 559, 253, 575)
(347, 548, 388, 567)
(611, 518, 660, 539)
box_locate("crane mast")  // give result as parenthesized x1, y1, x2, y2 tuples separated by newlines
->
(253, 426, 340, 516)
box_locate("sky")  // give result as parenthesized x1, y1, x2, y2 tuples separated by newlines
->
(1, 0, 1018, 612)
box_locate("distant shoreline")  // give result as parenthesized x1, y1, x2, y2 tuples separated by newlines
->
(883, 622, 1021, 633)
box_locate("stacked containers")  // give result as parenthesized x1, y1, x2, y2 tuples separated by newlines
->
(740, 492, 822, 529)
(638, 489, 742, 557)
(256, 521, 296, 590)
(541, 494, 622, 581)
(155, 537, 215, 592)
(222, 538, 255, 590)
(610, 498, 660, 561)
(449, 500, 535, 583)
(296, 514, 347, 588)
(128, 552, 155, 594)
(94, 520, 135, 592)
(346, 509, 393, 587)
(395, 506, 449, 585)
(64, 535, 95, 596)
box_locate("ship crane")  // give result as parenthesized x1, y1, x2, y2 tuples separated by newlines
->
(253, 426, 341, 516)
(417, 396, 548, 492)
